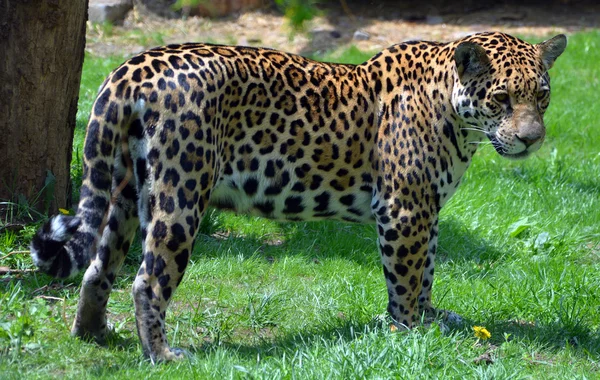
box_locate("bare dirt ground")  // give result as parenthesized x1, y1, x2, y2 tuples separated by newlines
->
(86, 0, 599, 58)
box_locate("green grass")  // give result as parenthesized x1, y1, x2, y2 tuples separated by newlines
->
(1, 31, 600, 378)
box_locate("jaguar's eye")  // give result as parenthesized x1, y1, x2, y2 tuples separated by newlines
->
(536, 90, 548, 100)
(494, 93, 509, 103)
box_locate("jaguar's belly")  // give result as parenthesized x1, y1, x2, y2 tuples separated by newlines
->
(209, 171, 375, 223)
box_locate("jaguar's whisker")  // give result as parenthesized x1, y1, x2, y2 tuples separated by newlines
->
(461, 127, 487, 133)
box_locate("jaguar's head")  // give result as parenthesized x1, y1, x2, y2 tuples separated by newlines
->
(451, 33, 567, 159)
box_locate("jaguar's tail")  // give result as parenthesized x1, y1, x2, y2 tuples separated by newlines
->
(30, 214, 86, 278)
(30, 72, 127, 278)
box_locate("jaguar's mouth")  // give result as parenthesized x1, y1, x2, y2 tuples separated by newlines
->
(486, 133, 531, 160)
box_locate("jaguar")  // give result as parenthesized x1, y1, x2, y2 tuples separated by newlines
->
(31, 31, 566, 362)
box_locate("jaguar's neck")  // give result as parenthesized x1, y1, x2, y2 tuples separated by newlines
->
(358, 43, 483, 206)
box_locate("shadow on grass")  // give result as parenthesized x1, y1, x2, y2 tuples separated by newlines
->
(179, 311, 600, 363)
(183, 316, 392, 358)
(437, 216, 507, 264)
(8, 210, 504, 298)
(15, 208, 598, 360)
(173, 214, 600, 358)
(179, 210, 510, 268)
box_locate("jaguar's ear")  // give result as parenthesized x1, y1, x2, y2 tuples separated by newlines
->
(537, 34, 567, 70)
(454, 42, 490, 81)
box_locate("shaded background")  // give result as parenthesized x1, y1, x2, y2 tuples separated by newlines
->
(87, 0, 599, 58)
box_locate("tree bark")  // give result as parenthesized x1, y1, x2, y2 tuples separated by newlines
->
(0, 0, 88, 220)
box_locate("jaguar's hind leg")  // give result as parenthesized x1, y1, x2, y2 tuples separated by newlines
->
(132, 169, 210, 362)
(132, 212, 202, 362)
(72, 166, 139, 343)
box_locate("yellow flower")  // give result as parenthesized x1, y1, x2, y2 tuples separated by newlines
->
(390, 324, 398, 332)
(473, 326, 491, 340)
(58, 208, 70, 215)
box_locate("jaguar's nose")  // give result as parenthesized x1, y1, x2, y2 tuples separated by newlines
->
(514, 133, 542, 148)
(513, 105, 546, 149)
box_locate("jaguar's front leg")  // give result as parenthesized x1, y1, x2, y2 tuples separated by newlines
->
(417, 217, 438, 318)
(375, 206, 431, 328)
(417, 217, 463, 325)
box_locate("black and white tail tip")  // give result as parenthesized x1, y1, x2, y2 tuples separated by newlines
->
(30, 215, 82, 278)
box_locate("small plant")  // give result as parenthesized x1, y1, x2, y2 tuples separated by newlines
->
(246, 291, 282, 330)
(275, 0, 321, 31)
(0, 285, 50, 361)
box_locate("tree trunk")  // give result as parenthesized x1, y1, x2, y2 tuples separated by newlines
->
(0, 0, 88, 220)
